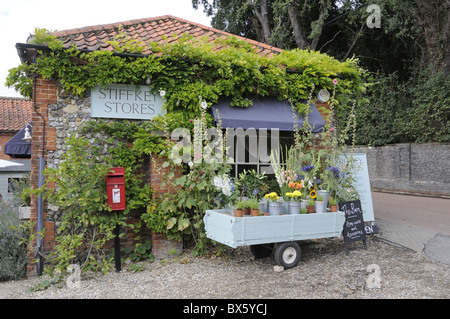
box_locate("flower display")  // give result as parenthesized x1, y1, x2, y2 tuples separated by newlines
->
(274, 168, 298, 189)
(309, 188, 317, 199)
(264, 192, 280, 202)
(327, 166, 341, 178)
(302, 165, 315, 172)
(288, 181, 303, 190)
(213, 174, 235, 197)
(285, 190, 303, 201)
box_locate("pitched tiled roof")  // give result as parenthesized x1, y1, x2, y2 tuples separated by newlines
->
(50, 15, 282, 57)
(0, 97, 32, 132)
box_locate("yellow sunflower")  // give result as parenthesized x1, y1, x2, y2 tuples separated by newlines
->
(309, 188, 317, 199)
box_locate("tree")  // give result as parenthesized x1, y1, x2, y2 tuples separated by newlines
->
(414, 0, 450, 78)
(192, 0, 323, 49)
(192, 0, 430, 76)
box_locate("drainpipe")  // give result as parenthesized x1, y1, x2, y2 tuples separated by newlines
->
(32, 54, 46, 276)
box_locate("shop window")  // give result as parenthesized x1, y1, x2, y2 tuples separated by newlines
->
(7, 178, 21, 193)
(226, 128, 294, 178)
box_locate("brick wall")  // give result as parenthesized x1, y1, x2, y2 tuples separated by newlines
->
(27, 76, 58, 276)
(149, 155, 183, 259)
(150, 155, 182, 198)
(0, 133, 15, 160)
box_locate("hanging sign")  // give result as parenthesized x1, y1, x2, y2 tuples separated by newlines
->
(91, 84, 165, 120)
(339, 200, 367, 255)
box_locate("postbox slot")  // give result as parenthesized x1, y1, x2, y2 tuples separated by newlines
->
(108, 167, 125, 175)
(107, 176, 125, 184)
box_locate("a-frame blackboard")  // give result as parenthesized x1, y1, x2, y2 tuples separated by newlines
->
(339, 200, 367, 255)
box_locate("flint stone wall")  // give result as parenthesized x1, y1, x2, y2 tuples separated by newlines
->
(354, 143, 450, 197)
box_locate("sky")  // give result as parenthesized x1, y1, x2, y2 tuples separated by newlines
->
(0, 0, 212, 98)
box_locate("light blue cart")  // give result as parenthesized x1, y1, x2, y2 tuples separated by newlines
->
(204, 209, 346, 269)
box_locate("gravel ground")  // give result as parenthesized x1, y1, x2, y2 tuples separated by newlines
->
(1, 237, 449, 299)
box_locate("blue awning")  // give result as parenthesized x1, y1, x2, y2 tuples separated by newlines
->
(212, 98, 325, 132)
(4, 122, 32, 157)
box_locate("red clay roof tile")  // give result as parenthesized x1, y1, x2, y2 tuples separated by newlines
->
(0, 97, 32, 132)
(51, 15, 282, 57)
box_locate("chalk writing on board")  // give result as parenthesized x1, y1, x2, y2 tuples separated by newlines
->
(339, 200, 367, 254)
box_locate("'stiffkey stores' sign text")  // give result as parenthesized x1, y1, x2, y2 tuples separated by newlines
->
(91, 84, 165, 120)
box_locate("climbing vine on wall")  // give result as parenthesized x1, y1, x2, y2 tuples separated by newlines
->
(8, 27, 366, 119)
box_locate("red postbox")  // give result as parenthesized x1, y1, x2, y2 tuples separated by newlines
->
(106, 167, 126, 211)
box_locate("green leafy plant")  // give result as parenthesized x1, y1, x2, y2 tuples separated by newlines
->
(236, 169, 267, 200)
(34, 134, 118, 274)
(328, 196, 337, 206)
(0, 202, 28, 281)
(7, 28, 366, 119)
(235, 201, 246, 210)
(246, 198, 260, 210)
(26, 279, 51, 294)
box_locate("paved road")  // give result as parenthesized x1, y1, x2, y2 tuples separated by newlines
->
(372, 192, 450, 235)
(371, 192, 450, 265)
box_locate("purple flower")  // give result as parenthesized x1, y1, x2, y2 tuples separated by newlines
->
(302, 165, 315, 172)
(327, 166, 341, 178)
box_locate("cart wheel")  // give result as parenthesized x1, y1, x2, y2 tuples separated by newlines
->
(274, 242, 301, 269)
(250, 244, 274, 259)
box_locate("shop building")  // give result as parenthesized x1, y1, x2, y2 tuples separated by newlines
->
(15, 15, 333, 276)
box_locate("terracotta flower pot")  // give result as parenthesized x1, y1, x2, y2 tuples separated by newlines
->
(251, 209, 259, 217)
(307, 205, 315, 214)
(235, 209, 244, 217)
(330, 205, 338, 212)
(243, 208, 251, 215)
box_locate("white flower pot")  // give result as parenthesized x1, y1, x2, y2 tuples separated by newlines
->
(19, 205, 31, 219)
(317, 190, 330, 207)
(315, 200, 326, 214)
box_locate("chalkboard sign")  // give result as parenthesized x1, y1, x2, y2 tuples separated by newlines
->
(339, 200, 367, 255)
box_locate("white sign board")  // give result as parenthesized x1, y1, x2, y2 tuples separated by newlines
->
(339, 153, 375, 222)
(91, 84, 165, 120)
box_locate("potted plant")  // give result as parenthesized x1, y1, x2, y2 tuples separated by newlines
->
(286, 190, 302, 214)
(242, 200, 251, 215)
(236, 169, 267, 200)
(247, 198, 260, 216)
(329, 196, 338, 212)
(235, 201, 245, 217)
(264, 192, 283, 215)
(18, 187, 32, 220)
(315, 194, 326, 213)
(306, 198, 315, 213)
